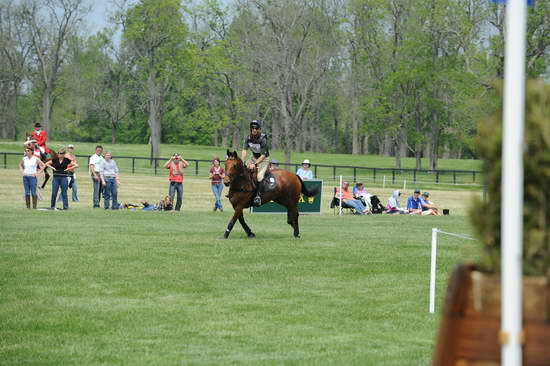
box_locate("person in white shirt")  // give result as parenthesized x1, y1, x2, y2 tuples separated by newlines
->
(19, 148, 46, 209)
(296, 159, 314, 180)
(89, 145, 104, 208)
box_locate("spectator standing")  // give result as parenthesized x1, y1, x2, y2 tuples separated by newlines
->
(44, 148, 78, 210)
(296, 159, 314, 180)
(100, 152, 120, 210)
(89, 145, 104, 208)
(164, 153, 188, 211)
(209, 157, 225, 212)
(406, 189, 422, 214)
(59, 144, 79, 202)
(20, 148, 45, 209)
(335, 181, 369, 214)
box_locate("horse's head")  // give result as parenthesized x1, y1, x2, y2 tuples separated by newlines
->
(224, 150, 243, 187)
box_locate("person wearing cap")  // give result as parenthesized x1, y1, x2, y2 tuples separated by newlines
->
(296, 159, 314, 180)
(335, 181, 370, 214)
(420, 192, 440, 215)
(406, 189, 422, 215)
(242, 119, 270, 207)
(164, 153, 188, 211)
(31, 122, 50, 155)
(353, 182, 372, 211)
(269, 159, 279, 171)
(209, 157, 225, 212)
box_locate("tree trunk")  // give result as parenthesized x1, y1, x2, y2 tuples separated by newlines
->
(351, 104, 360, 155)
(111, 121, 117, 144)
(362, 134, 369, 155)
(394, 140, 402, 169)
(399, 127, 407, 158)
(382, 132, 392, 156)
(231, 123, 241, 150)
(429, 121, 439, 170)
(147, 74, 162, 166)
(42, 86, 53, 133)
(415, 142, 422, 170)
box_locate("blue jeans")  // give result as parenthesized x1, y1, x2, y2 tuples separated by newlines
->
(103, 177, 119, 209)
(51, 175, 68, 209)
(169, 181, 183, 211)
(23, 175, 37, 196)
(69, 175, 78, 201)
(91, 175, 103, 207)
(211, 183, 223, 210)
(344, 199, 366, 214)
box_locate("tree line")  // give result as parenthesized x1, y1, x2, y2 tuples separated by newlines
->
(1, 0, 549, 168)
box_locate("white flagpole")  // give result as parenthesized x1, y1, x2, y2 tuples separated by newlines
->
(339, 175, 343, 216)
(501, 0, 527, 364)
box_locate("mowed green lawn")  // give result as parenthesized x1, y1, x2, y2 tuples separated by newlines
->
(0, 169, 481, 365)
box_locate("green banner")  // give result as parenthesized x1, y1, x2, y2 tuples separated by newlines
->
(251, 180, 323, 214)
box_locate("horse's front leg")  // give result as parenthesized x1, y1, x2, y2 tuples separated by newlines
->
(41, 169, 50, 189)
(223, 207, 242, 239)
(238, 212, 255, 238)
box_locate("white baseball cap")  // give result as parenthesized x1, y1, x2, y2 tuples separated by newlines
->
(302, 159, 310, 165)
(67, 144, 75, 148)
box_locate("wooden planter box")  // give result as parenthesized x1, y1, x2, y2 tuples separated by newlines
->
(433, 264, 550, 366)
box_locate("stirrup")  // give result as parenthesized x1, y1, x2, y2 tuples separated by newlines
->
(253, 194, 262, 207)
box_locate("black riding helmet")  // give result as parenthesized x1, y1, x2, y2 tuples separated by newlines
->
(250, 120, 262, 130)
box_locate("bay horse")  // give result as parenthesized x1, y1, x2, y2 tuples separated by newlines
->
(24, 134, 57, 189)
(222, 150, 319, 239)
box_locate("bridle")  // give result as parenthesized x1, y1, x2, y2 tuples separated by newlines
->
(225, 157, 255, 193)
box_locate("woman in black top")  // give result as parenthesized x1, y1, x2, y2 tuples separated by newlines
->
(43, 149, 78, 210)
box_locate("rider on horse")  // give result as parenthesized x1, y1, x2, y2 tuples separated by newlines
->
(241, 120, 270, 207)
(31, 122, 50, 156)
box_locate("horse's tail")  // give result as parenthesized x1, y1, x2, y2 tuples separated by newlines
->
(297, 175, 319, 197)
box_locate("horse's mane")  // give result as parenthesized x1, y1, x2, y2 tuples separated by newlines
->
(226, 150, 256, 189)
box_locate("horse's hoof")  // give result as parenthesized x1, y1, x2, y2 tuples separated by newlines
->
(247, 233, 256, 238)
(294, 235, 301, 239)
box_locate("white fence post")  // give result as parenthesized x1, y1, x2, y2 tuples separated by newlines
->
(429, 228, 438, 314)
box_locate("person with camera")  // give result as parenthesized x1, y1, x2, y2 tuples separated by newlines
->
(164, 153, 188, 211)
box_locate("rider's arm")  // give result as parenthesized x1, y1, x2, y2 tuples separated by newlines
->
(255, 155, 266, 165)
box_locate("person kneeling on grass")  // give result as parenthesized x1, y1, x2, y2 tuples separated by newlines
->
(335, 181, 370, 215)
(420, 192, 440, 216)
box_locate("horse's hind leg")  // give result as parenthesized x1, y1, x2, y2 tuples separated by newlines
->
(287, 205, 300, 238)
(238, 213, 255, 238)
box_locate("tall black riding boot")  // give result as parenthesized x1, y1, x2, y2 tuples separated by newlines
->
(253, 184, 263, 207)
(32, 196, 38, 209)
(25, 196, 31, 209)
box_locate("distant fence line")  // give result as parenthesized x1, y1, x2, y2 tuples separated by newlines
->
(1, 152, 482, 187)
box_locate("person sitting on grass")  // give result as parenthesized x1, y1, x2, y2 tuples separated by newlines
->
(420, 192, 440, 216)
(406, 189, 423, 215)
(386, 190, 408, 214)
(335, 181, 370, 215)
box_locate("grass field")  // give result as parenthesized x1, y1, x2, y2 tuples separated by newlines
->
(0, 168, 482, 365)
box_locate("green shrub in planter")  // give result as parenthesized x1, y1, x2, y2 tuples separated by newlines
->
(471, 80, 550, 276)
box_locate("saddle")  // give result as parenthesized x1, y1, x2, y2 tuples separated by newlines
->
(260, 171, 277, 192)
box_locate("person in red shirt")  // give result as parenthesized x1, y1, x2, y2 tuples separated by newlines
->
(164, 153, 188, 211)
(31, 123, 50, 155)
(209, 157, 225, 212)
